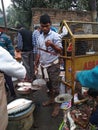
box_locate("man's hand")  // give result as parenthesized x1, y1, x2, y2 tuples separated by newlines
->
(74, 71, 81, 81)
(45, 40, 52, 47)
(34, 65, 38, 75)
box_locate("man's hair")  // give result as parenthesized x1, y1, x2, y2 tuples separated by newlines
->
(16, 23, 24, 29)
(40, 14, 51, 24)
(34, 26, 40, 30)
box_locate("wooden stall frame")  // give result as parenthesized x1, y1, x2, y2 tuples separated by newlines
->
(59, 20, 98, 104)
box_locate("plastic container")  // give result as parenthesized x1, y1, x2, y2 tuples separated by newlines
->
(7, 104, 35, 130)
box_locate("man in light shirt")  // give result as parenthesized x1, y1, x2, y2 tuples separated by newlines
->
(35, 14, 63, 117)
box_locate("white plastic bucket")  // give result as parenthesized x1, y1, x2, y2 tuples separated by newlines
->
(7, 99, 35, 130)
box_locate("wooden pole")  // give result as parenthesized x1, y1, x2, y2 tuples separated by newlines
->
(1, 0, 7, 32)
(89, 0, 97, 22)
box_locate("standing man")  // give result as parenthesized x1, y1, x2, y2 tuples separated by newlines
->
(17, 24, 34, 82)
(35, 14, 63, 117)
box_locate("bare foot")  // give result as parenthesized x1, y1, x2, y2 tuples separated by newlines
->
(51, 104, 60, 117)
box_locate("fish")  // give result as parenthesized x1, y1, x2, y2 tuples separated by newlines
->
(7, 98, 32, 114)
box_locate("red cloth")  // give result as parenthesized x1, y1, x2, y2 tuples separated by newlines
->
(67, 43, 72, 52)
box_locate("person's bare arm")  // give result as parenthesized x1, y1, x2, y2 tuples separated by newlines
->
(45, 40, 62, 54)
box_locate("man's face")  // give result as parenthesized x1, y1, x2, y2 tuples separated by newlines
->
(40, 23, 51, 34)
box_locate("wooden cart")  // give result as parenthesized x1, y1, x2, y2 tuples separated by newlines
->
(59, 20, 98, 104)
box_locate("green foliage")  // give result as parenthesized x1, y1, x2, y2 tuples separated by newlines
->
(6, 0, 97, 28)
(76, 0, 89, 11)
(7, 0, 72, 28)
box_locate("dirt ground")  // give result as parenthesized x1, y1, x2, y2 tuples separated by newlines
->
(7, 82, 63, 130)
(7, 80, 97, 130)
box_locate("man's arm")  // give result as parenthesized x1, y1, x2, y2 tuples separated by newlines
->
(45, 33, 63, 54)
(34, 54, 40, 69)
(0, 47, 26, 79)
(45, 40, 62, 54)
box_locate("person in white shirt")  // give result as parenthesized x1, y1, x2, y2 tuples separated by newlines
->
(0, 46, 26, 130)
(59, 21, 68, 38)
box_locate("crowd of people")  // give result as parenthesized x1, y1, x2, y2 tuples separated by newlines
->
(0, 13, 98, 130)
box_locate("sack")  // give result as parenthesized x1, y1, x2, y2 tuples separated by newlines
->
(0, 73, 8, 130)
(32, 79, 46, 87)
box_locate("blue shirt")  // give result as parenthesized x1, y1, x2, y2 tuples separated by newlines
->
(51, 26, 58, 33)
(0, 33, 14, 56)
(32, 30, 40, 53)
(76, 66, 98, 90)
(17, 32, 23, 50)
(37, 30, 62, 66)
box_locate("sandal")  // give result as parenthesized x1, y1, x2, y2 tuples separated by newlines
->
(51, 104, 60, 117)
